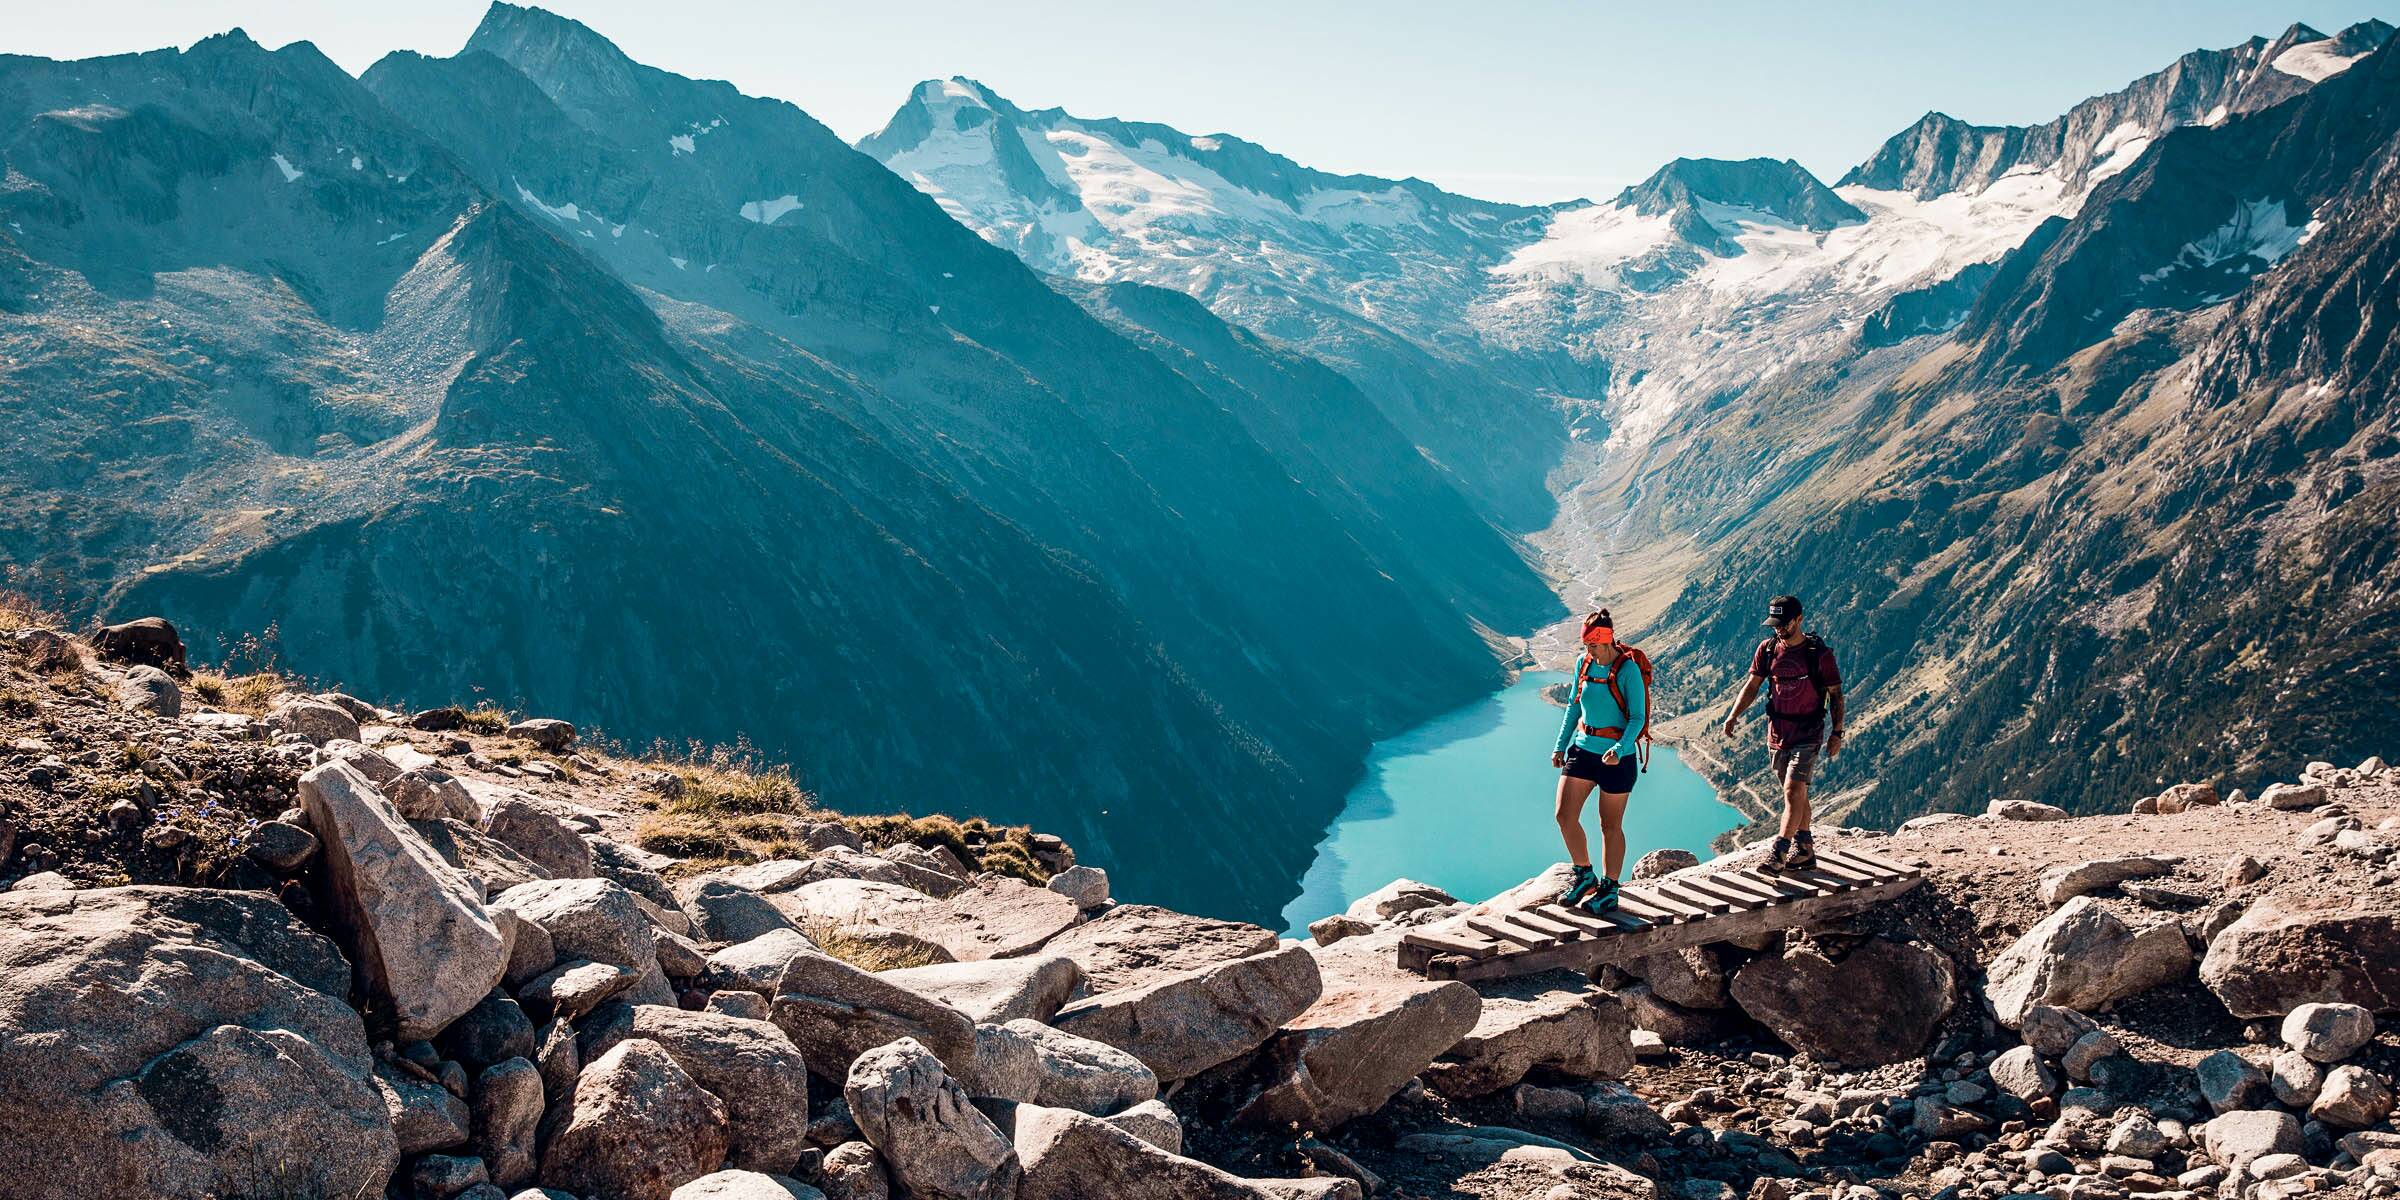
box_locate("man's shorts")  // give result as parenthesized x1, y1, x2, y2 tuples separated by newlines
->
(1772, 742, 1821, 788)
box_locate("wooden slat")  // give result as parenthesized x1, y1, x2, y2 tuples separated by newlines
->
(1611, 892, 1688, 924)
(1651, 880, 1735, 914)
(1400, 930, 1501, 960)
(1626, 886, 1714, 921)
(1464, 915, 1555, 951)
(1779, 864, 1862, 892)
(1814, 849, 1903, 883)
(1728, 866, 1821, 899)
(1694, 872, 1785, 906)
(1506, 907, 1584, 940)
(1535, 904, 1636, 936)
(1804, 854, 1886, 888)
(1828, 847, 1923, 878)
(1677, 876, 1769, 910)
(1491, 912, 1571, 946)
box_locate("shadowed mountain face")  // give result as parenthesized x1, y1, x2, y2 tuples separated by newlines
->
(0, 7, 1558, 922)
(1624, 39, 2400, 825)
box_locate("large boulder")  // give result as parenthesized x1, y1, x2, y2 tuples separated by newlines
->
(671, 1170, 826, 1199)
(875, 955, 1087, 1024)
(541, 1039, 731, 1200)
(378, 1058, 470, 1154)
(1211, 936, 1481, 1129)
(681, 877, 803, 944)
(721, 849, 961, 899)
(1052, 945, 1322, 1082)
(1617, 981, 1743, 1047)
(770, 948, 977, 1082)
(300, 761, 509, 1039)
(1986, 897, 2192, 1027)
(2282, 1002, 2377, 1062)
(817, 1142, 891, 1200)
(89, 616, 186, 672)
(115, 665, 181, 717)
(1005, 1018, 1158, 1114)
(710, 929, 819, 995)
(480, 795, 596, 880)
(1729, 938, 1957, 1066)
(2200, 892, 2400, 1017)
(771, 878, 934, 929)
(1040, 904, 1280, 993)
(1343, 878, 1457, 922)
(391, 768, 481, 823)
(2037, 856, 2179, 907)
(268, 696, 363, 745)
(1631, 944, 1733, 1010)
(884, 876, 1081, 963)
(2200, 1109, 2301, 1168)
(472, 1057, 545, 1189)
(409, 817, 550, 899)
(580, 1005, 812, 1172)
(493, 877, 676, 1008)
(843, 1038, 1019, 1200)
(0, 887, 397, 1200)
(1427, 970, 1635, 1098)
(1015, 1104, 1291, 1200)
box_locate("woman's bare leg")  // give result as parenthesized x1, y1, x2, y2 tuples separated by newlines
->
(1555, 775, 1599, 866)
(1594, 789, 1631, 880)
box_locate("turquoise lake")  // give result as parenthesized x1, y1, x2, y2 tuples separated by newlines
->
(1280, 671, 1746, 936)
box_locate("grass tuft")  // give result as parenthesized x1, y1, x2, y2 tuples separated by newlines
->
(461, 702, 510, 735)
(188, 670, 291, 717)
(797, 918, 948, 972)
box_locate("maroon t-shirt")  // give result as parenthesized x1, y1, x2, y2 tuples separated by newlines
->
(1751, 636, 1840, 749)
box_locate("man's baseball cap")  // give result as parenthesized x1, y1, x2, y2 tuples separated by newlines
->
(1764, 595, 1803, 626)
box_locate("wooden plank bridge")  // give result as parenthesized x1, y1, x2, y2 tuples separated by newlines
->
(1397, 845, 1924, 981)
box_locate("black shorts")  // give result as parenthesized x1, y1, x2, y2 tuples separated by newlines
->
(1562, 746, 1639, 793)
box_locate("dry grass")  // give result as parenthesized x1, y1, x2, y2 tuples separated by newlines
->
(837, 812, 1051, 885)
(461, 702, 510, 735)
(0, 587, 64, 635)
(797, 918, 948, 972)
(188, 670, 291, 717)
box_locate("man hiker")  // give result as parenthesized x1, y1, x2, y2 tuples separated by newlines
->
(1720, 594, 1842, 872)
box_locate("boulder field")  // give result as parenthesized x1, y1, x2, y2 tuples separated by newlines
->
(4, 621, 2400, 1198)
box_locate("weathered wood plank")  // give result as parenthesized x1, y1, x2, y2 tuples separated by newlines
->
(1612, 893, 1689, 924)
(1464, 915, 1555, 950)
(1536, 904, 1635, 936)
(1831, 846, 1925, 877)
(1400, 930, 1501, 960)
(1677, 877, 1768, 910)
(1651, 880, 1735, 915)
(1507, 908, 1585, 940)
(1404, 873, 1923, 981)
(1728, 867, 1821, 899)
(1804, 854, 1886, 887)
(1693, 872, 1784, 906)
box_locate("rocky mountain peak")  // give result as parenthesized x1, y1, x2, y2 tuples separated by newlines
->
(1611, 156, 1863, 255)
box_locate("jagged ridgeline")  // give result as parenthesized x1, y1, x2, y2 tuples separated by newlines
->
(0, 6, 1557, 922)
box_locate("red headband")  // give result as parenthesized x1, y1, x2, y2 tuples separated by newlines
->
(1581, 625, 1614, 646)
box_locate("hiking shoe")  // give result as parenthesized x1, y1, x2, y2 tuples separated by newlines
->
(1763, 837, 1794, 872)
(1783, 836, 1818, 872)
(1579, 875, 1621, 915)
(1556, 864, 1599, 907)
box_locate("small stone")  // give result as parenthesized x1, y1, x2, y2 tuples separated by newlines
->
(1044, 866, 1109, 909)
(1307, 914, 1376, 947)
(2282, 1003, 2376, 1062)
(2223, 855, 2267, 887)
(506, 718, 576, 751)
(2309, 1065, 2395, 1129)
(2269, 1050, 2325, 1108)
(2195, 1049, 2268, 1114)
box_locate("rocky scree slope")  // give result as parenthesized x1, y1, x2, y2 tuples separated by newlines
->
(9, 617, 2400, 1200)
(0, 5, 1556, 923)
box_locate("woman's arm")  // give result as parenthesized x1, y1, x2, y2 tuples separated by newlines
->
(1611, 664, 1646, 760)
(1555, 661, 1585, 755)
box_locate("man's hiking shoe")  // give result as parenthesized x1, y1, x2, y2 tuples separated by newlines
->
(1783, 837, 1818, 872)
(1579, 875, 1621, 915)
(1556, 864, 1599, 908)
(1764, 837, 1794, 872)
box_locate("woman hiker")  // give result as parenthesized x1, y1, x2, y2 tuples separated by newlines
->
(1552, 609, 1649, 914)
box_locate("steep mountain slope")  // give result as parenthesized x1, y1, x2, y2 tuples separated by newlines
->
(858, 76, 1582, 527)
(0, 8, 1554, 922)
(1626, 38, 2400, 827)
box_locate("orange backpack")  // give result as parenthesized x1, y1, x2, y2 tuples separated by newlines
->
(1571, 645, 1657, 771)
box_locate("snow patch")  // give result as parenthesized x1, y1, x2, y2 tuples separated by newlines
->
(514, 182, 582, 224)
(2088, 121, 2152, 183)
(669, 134, 696, 155)
(669, 256, 688, 270)
(1189, 135, 1221, 152)
(350, 156, 363, 171)
(2271, 40, 2365, 82)
(2138, 197, 2316, 284)
(271, 154, 302, 183)
(739, 194, 804, 224)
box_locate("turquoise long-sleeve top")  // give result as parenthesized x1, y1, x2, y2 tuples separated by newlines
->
(1555, 651, 1646, 758)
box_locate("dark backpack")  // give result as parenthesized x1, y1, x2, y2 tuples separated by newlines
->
(1764, 635, 1833, 724)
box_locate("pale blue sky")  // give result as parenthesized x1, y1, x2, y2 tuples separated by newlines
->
(11, 1, 2394, 203)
